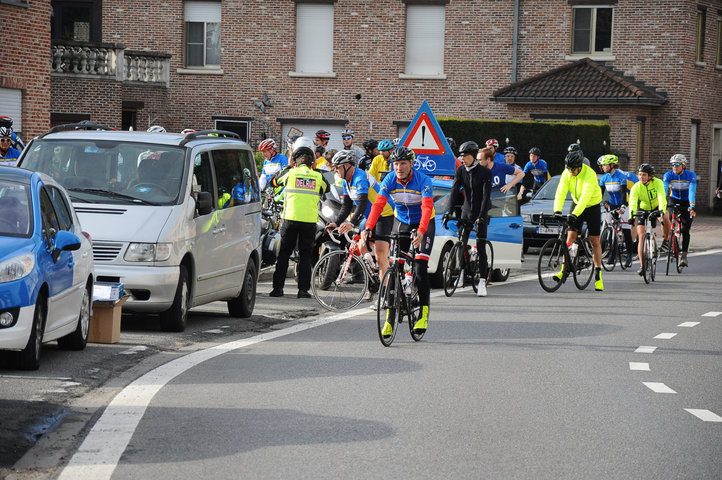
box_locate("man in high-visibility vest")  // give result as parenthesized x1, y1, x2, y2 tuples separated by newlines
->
(269, 136, 329, 298)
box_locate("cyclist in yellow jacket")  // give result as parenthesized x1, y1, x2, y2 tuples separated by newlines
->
(368, 139, 394, 182)
(553, 150, 605, 291)
(629, 163, 667, 275)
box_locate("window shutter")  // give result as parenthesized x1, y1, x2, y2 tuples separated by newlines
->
(295, 4, 334, 73)
(0, 88, 22, 134)
(184, 1, 221, 22)
(405, 5, 445, 75)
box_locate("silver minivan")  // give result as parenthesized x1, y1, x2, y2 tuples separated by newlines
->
(19, 126, 261, 331)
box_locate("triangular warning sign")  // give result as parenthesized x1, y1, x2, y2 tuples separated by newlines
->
(404, 112, 445, 155)
(398, 100, 456, 176)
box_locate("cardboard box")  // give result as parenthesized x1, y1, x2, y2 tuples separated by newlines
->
(88, 295, 129, 344)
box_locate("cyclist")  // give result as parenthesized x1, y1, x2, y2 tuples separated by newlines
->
(519, 147, 549, 199)
(315, 129, 331, 149)
(0, 127, 21, 167)
(568, 143, 591, 166)
(314, 145, 331, 171)
(327, 150, 395, 281)
(662, 154, 696, 267)
(485, 139, 506, 164)
(258, 138, 289, 190)
(552, 150, 605, 291)
(358, 139, 378, 171)
(341, 128, 365, 160)
(444, 141, 492, 296)
(146, 125, 166, 133)
(364, 146, 435, 336)
(368, 139, 394, 182)
(477, 146, 524, 194)
(598, 154, 636, 268)
(0, 116, 25, 151)
(629, 163, 667, 275)
(503, 146, 522, 188)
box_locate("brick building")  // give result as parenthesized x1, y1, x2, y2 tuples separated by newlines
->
(11, 0, 722, 208)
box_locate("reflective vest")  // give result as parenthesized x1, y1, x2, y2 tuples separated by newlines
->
(277, 164, 327, 223)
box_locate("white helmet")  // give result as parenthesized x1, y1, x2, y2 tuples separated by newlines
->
(292, 136, 316, 160)
(147, 125, 166, 133)
(669, 154, 687, 165)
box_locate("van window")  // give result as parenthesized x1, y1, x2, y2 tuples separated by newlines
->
(238, 150, 261, 203)
(193, 152, 214, 204)
(212, 149, 257, 207)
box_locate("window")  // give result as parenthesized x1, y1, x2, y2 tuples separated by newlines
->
(213, 117, 251, 143)
(184, 1, 221, 68)
(46, 186, 74, 231)
(295, 3, 334, 75)
(572, 6, 613, 55)
(51, 0, 102, 43)
(696, 7, 706, 63)
(193, 152, 214, 204)
(211, 150, 259, 207)
(404, 5, 446, 77)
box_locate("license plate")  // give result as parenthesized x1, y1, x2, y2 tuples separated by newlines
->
(537, 226, 560, 234)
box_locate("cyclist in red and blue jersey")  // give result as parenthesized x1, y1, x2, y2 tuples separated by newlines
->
(258, 138, 289, 190)
(662, 154, 697, 266)
(520, 147, 550, 199)
(364, 146, 435, 336)
(598, 154, 636, 267)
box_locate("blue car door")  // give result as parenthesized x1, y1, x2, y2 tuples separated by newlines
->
(487, 190, 523, 269)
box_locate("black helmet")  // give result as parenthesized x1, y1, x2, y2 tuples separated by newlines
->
(529, 147, 542, 156)
(565, 150, 585, 169)
(637, 163, 655, 175)
(331, 149, 357, 167)
(568, 143, 581, 152)
(390, 146, 415, 163)
(363, 139, 378, 151)
(503, 146, 518, 156)
(446, 137, 457, 151)
(458, 141, 479, 157)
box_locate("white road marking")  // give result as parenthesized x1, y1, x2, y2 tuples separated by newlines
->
(684, 409, 722, 422)
(57, 307, 370, 480)
(643, 382, 677, 394)
(677, 321, 700, 327)
(629, 362, 650, 371)
(653, 333, 677, 340)
(634, 346, 657, 353)
(202, 329, 224, 334)
(118, 345, 148, 355)
(0, 375, 73, 381)
(701, 311, 721, 317)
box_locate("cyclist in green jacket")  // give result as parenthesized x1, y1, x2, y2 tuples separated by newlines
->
(553, 150, 604, 291)
(629, 163, 667, 275)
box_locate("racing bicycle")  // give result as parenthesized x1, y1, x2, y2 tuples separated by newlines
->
(537, 214, 594, 292)
(665, 204, 684, 275)
(637, 209, 662, 284)
(600, 204, 629, 272)
(442, 218, 493, 297)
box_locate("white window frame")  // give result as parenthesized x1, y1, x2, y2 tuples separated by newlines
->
(291, 3, 335, 78)
(568, 5, 615, 61)
(0, 88, 22, 135)
(401, 4, 446, 79)
(182, 1, 222, 70)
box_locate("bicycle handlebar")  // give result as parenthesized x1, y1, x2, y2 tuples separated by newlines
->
(327, 228, 357, 244)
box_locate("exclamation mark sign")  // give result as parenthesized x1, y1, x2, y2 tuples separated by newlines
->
(421, 126, 426, 147)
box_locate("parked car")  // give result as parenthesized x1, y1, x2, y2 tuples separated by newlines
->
(428, 179, 523, 287)
(19, 125, 261, 332)
(520, 174, 608, 251)
(0, 166, 94, 370)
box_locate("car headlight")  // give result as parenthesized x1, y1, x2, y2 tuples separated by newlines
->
(124, 243, 172, 262)
(521, 214, 531, 223)
(0, 253, 35, 283)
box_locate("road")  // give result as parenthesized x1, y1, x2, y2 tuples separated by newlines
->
(5, 248, 719, 479)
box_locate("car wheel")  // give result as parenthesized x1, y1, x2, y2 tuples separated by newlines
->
(17, 294, 46, 371)
(58, 282, 91, 350)
(491, 268, 510, 282)
(430, 242, 453, 289)
(228, 259, 257, 318)
(160, 265, 190, 332)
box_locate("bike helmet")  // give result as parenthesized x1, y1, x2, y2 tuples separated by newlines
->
(485, 138, 499, 149)
(637, 163, 655, 175)
(503, 146, 518, 156)
(529, 147, 542, 156)
(341, 128, 354, 138)
(243, 168, 252, 180)
(565, 150, 585, 169)
(390, 146, 414, 163)
(599, 154, 618, 165)
(147, 125, 166, 133)
(363, 139, 378, 151)
(392, 137, 401, 147)
(568, 143, 581, 152)
(378, 139, 394, 151)
(0, 116, 13, 128)
(0, 127, 11, 138)
(181, 128, 197, 134)
(315, 129, 331, 141)
(446, 137, 457, 151)
(292, 136, 316, 160)
(258, 138, 277, 151)
(670, 154, 687, 165)
(331, 149, 357, 167)
(458, 141, 479, 157)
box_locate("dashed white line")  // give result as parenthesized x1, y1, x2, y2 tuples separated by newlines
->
(629, 362, 650, 371)
(654, 332, 677, 340)
(684, 409, 722, 422)
(635, 346, 657, 353)
(643, 382, 677, 394)
(701, 311, 721, 317)
(677, 321, 700, 327)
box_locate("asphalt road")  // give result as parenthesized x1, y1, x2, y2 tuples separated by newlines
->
(8, 248, 718, 480)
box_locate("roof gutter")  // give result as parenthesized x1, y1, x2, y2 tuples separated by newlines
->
(489, 96, 668, 106)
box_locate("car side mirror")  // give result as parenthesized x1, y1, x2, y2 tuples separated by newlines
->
(52, 230, 81, 263)
(525, 192, 533, 199)
(196, 191, 213, 216)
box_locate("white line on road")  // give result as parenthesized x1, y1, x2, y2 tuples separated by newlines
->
(684, 409, 722, 422)
(202, 329, 225, 334)
(0, 375, 74, 381)
(643, 382, 677, 394)
(653, 333, 677, 340)
(677, 321, 700, 327)
(634, 346, 657, 353)
(701, 311, 722, 317)
(118, 345, 148, 355)
(629, 362, 650, 371)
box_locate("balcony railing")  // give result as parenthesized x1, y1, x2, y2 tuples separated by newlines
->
(51, 42, 171, 86)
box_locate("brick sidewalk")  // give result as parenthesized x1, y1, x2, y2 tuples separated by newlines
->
(689, 214, 722, 251)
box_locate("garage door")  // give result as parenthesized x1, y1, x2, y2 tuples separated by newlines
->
(281, 123, 346, 152)
(0, 88, 22, 134)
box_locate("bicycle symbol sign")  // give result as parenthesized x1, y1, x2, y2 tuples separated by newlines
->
(414, 154, 437, 172)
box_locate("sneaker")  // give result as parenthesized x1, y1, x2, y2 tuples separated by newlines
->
(553, 264, 565, 282)
(679, 252, 688, 267)
(658, 239, 669, 254)
(363, 289, 373, 301)
(413, 306, 429, 332)
(637, 267, 643, 276)
(297, 290, 312, 298)
(476, 279, 487, 297)
(455, 268, 464, 288)
(594, 269, 604, 291)
(625, 253, 633, 268)
(269, 289, 284, 297)
(605, 254, 615, 265)
(381, 320, 393, 336)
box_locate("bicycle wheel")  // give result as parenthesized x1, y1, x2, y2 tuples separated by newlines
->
(377, 268, 400, 347)
(642, 233, 653, 284)
(572, 238, 594, 290)
(650, 236, 657, 282)
(443, 242, 463, 297)
(674, 233, 684, 273)
(484, 240, 493, 284)
(408, 276, 425, 342)
(311, 250, 368, 311)
(665, 234, 675, 276)
(538, 238, 566, 293)
(600, 226, 616, 272)
(617, 231, 628, 270)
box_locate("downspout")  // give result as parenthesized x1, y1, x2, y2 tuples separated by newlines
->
(512, 0, 520, 84)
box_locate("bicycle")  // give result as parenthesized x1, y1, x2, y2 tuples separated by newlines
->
(600, 204, 628, 272)
(537, 214, 594, 293)
(413, 155, 437, 172)
(442, 218, 493, 297)
(637, 209, 662, 284)
(376, 231, 424, 347)
(665, 204, 684, 275)
(310, 230, 379, 311)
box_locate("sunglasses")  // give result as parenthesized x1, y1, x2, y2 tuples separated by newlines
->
(0, 139, 11, 143)
(342, 135, 353, 140)
(671, 163, 683, 167)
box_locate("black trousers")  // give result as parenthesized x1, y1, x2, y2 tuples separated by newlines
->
(273, 220, 316, 292)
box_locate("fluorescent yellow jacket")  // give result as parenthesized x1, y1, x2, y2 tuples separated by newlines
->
(553, 164, 603, 216)
(368, 154, 390, 182)
(276, 164, 329, 223)
(629, 177, 667, 216)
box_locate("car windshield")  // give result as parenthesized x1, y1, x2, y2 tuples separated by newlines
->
(533, 176, 562, 200)
(0, 181, 32, 237)
(21, 140, 186, 205)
